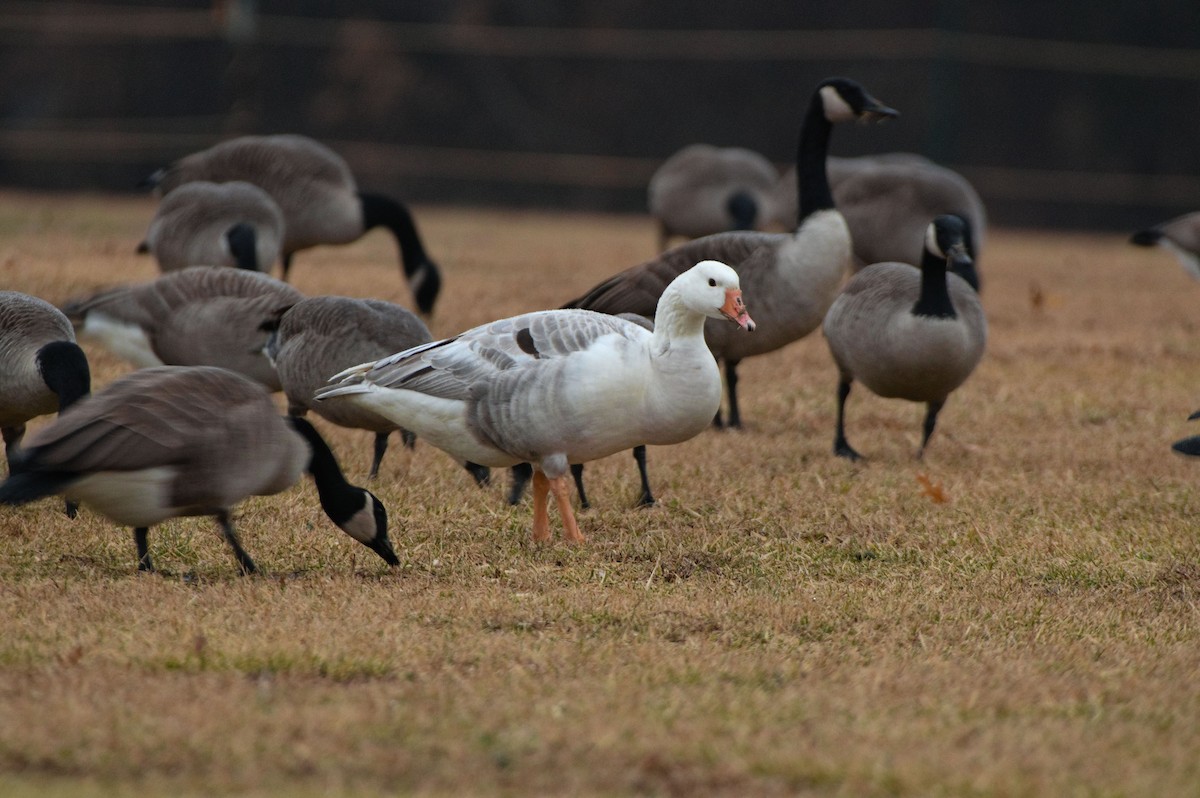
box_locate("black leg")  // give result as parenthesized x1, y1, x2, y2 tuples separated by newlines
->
(216, 511, 257, 575)
(134, 527, 154, 572)
(507, 462, 532, 505)
(400, 428, 417, 449)
(369, 432, 389, 480)
(281, 252, 294, 282)
(632, 445, 655, 506)
(919, 400, 945, 458)
(64, 498, 78, 519)
(464, 461, 491, 487)
(570, 463, 590, 510)
(725, 359, 742, 429)
(834, 376, 862, 461)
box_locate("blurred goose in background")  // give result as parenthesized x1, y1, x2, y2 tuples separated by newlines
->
(648, 144, 781, 252)
(0, 292, 91, 518)
(1171, 410, 1200, 456)
(774, 154, 986, 290)
(143, 134, 442, 315)
(137, 180, 284, 273)
(264, 295, 439, 480)
(62, 266, 302, 390)
(822, 214, 986, 460)
(0, 366, 397, 574)
(564, 76, 897, 431)
(316, 260, 754, 543)
(1130, 211, 1200, 280)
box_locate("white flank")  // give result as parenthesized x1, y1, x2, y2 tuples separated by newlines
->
(67, 467, 178, 527)
(81, 314, 163, 368)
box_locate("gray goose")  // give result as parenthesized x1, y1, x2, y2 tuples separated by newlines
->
(62, 266, 302, 391)
(137, 180, 284, 273)
(1131, 211, 1200, 281)
(648, 144, 781, 252)
(0, 366, 397, 574)
(560, 77, 896, 505)
(822, 214, 986, 460)
(143, 134, 442, 315)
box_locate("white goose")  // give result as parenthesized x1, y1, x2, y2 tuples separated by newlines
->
(316, 260, 754, 543)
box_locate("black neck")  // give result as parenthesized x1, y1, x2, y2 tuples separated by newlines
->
(225, 223, 259, 271)
(359, 192, 441, 315)
(911, 251, 957, 319)
(285, 416, 364, 524)
(37, 341, 91, 413)
(797, 92, 836, 224)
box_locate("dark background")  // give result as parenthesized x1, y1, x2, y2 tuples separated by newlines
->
(3, 1, 1199, 230)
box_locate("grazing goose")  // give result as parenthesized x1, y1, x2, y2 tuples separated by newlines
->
(774, 154, 986, 290)
(564, 76, 897, 430)
(137, 180, 285, 273)
(143, 134, 442, 314)
(0, 292, 91, 517)
(263, 295, 435, 480)
(822, 214, 986, 460)
(0, 366, 397, 574)
(316, 260, 754, 543)
(648, 144, 782, 252)
(62, 266, 303, 390)
(1130, 211, 1200, 280)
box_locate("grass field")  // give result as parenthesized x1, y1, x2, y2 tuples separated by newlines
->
(1, 191, 1199, 796)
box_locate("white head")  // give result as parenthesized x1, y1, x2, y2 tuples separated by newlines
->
(679, 260, 756, 331)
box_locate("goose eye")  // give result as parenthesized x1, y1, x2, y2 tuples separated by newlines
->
(708, 278, 717, 287)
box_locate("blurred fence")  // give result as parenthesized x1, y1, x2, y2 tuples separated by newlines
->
(2, 1, 1199, 230)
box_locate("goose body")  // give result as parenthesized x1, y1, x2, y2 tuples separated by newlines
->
(0, 292, 91, 474)
(138, 180, 284, 273)
(145, 134, 441, 314)
(1131, 211, 1200, 281)
(0, 366, 396, 573)
(62, 266, 302, 390)
(822, 215, 986, 459)
(775, 154, 986, 289)
(265, 296, 434, 478)
(317, 260, 754, 543)
(565, 77, 897, 430)
(648, 144, 781, 251)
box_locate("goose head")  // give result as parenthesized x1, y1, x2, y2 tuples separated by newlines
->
(925, 214, 975, 278)
(817, 77, 899, 125)
(680, 260, 756, 331)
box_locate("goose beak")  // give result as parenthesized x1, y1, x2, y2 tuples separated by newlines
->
(1188, 409, 1200, 422)
(366, 534, 400, 566)
(860, 96, 899, 124)
(721, 289, 755, 331)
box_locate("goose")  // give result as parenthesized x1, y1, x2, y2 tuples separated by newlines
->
(774, 154, 986, 290)
(315, 260, 754, 543)
(62, 266, 303, 390)
(137, 180, 285, 273)
(822, 214, 986, 460)
(1130, 211, 1200, 280)
(143, 134, 442, 315)
(0, 292, 92, 517)
(648, 144, 782, 252)
(1171, 410, 1200, 456)
(0, 366, 398, 574)
(263, 295, 436, 480)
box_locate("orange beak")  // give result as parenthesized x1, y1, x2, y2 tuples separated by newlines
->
(720, 289, 755, 331)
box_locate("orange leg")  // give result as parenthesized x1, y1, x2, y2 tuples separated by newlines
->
(549, 474, 586, 544)
(531, 470, 551, 543)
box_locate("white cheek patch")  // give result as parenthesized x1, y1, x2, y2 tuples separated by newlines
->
(925, 224, 945, 260)
(81, 313, 164, 368)
(820, 86, 856, 122)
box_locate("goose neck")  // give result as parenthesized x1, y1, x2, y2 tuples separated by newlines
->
(37, 341, 91, 412)
(797, 94, 835, 224)
(911, 255, 957, 320)
(650, 289, 708, 352)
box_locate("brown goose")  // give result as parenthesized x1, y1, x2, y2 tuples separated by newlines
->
(143, 134, 442, 314)
(648, 144, 781, 252)
(62, 266, 303, 391)
(0, 366, 397, 574)
(138, 180, 284, 273)
(822, 215, 986, 460)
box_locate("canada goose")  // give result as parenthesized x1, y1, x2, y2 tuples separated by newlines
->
(316, 261, 754, 543)
(62, 266, 303, 390)
(564, 77, 897, 431)
(1130, 211, 1200, 280)
(143, 134, 442, 315)
(263, 295, 434, 479)
(774, 154, 986, 290)
(648, 144, 782, 252)
(0, 292, 92, 517)
(137, 180, 284, 273)
(0, 366, 397, 574)
(822, 214, 986, 460)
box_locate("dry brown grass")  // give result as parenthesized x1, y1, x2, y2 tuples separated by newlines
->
(1, 190, 1200, 796)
